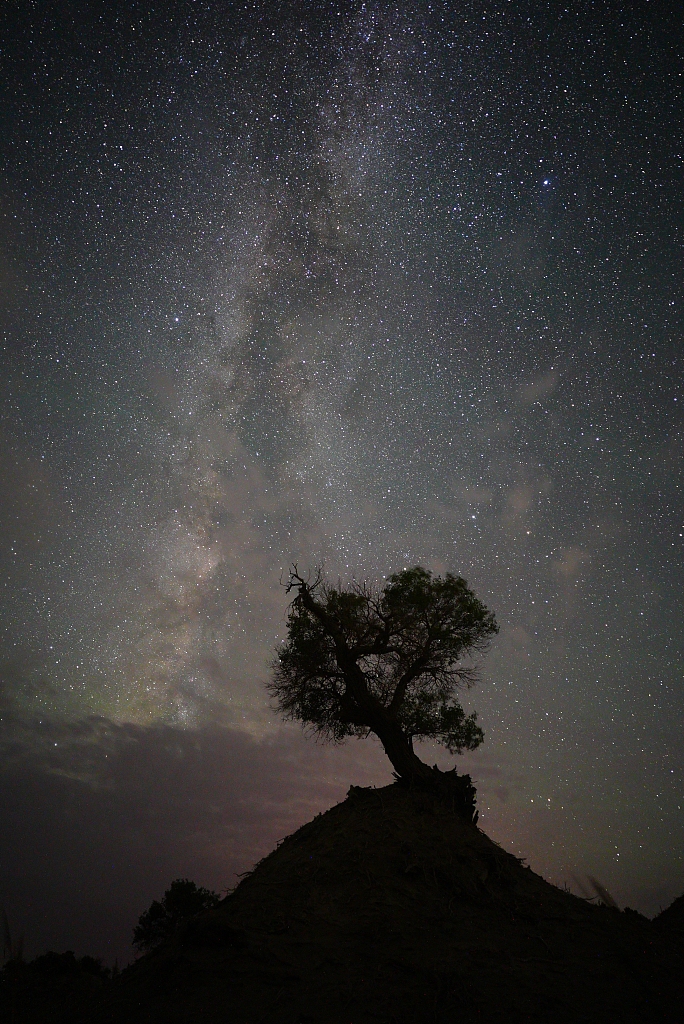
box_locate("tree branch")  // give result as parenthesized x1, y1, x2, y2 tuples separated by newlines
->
(387, 650, 432, 715)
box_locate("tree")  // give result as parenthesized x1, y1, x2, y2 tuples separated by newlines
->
(132, 879, 220, 952)
(269, 565, 498, 821)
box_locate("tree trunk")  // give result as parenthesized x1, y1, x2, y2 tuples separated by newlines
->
(334, 653, 479, 823)
(368, 705, 479, 824)
(370, 712, 434, 783)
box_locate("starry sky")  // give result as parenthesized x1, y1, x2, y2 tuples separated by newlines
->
(1, 0, 682, 965)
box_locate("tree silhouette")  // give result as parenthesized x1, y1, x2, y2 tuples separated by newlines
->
(269, 565, 498, 821)
(133, 879, 220, 952)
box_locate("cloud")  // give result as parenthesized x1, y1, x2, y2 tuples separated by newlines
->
(553, 546, 591, 582)
(0, 717, 389, 965)
(518, 368, 559, 405)
(500, 473, 553, 533)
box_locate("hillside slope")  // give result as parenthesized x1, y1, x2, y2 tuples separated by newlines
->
(84, 781, 683, 1024)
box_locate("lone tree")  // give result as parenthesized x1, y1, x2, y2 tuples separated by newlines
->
(133, 879, 220, 953)
(269, 565, 498, 821)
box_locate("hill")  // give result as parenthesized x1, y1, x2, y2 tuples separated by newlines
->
(80, 781, 683, 1024)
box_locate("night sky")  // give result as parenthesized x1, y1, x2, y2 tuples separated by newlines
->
(1, 1, 682, 966)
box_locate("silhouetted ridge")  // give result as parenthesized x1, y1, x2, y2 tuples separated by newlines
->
(81, 781, 684, 1024)
(654, 893, 684, 940)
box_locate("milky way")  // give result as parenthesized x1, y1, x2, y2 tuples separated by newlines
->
(1, 2, 682, 957)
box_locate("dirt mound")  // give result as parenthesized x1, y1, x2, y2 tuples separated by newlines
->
(85, 782, 682, 1023)
(654, 893, 684, 941)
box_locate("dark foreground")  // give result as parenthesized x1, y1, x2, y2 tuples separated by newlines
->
(3, 782, 684, 1023)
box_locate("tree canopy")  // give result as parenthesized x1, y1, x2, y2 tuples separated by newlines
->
(132, 879, 220, 952)
(269, 565, 498, 820)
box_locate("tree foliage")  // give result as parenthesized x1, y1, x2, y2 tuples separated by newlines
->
(269, 566, 498, 784)
(132, 879, 220, 952)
